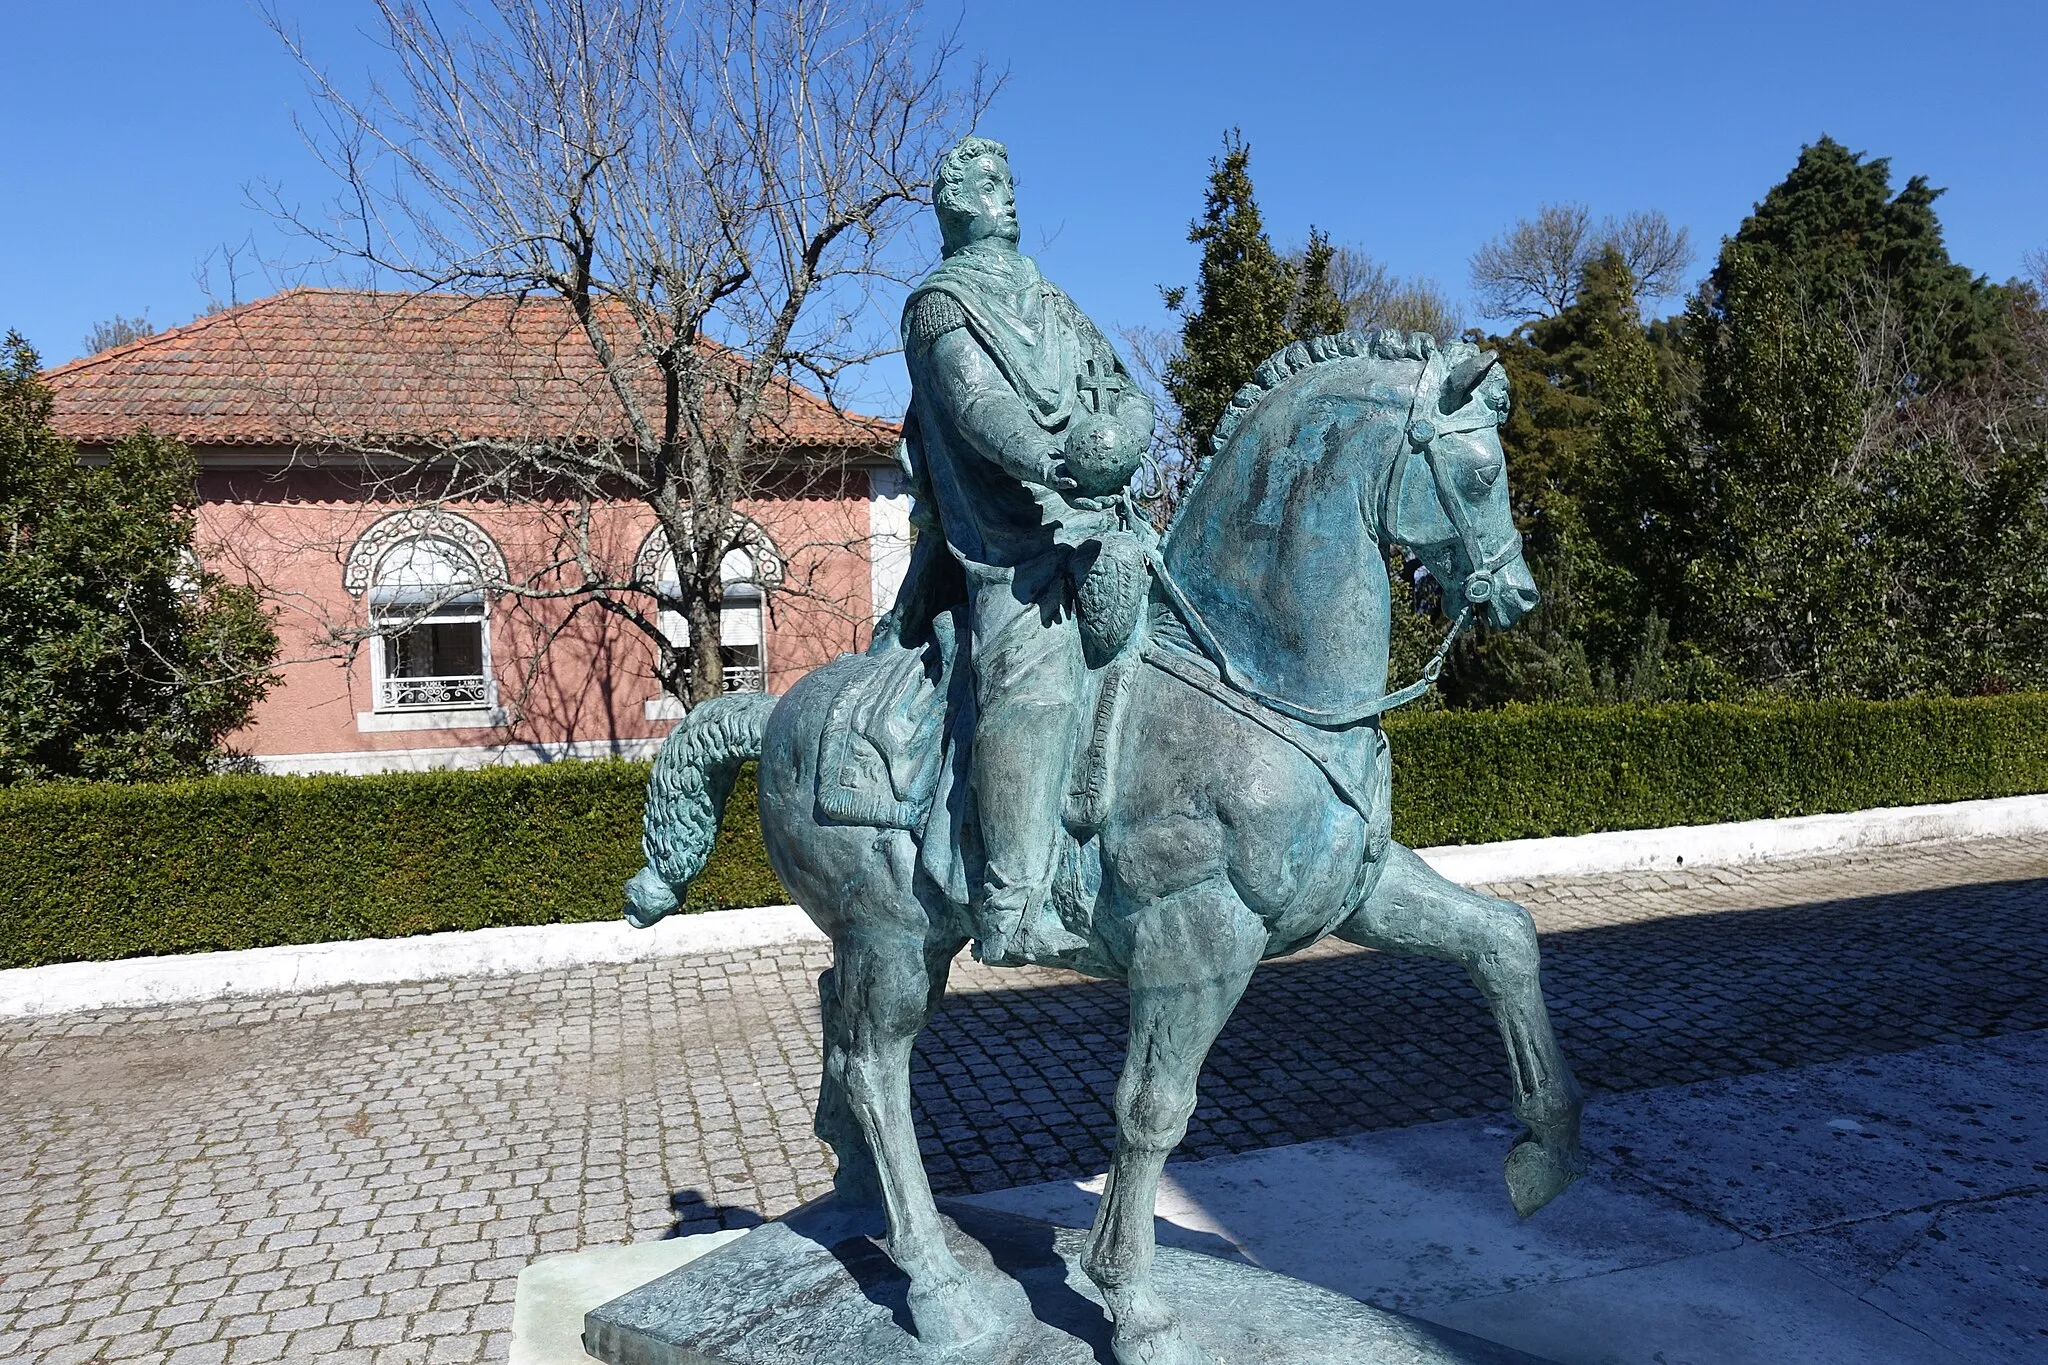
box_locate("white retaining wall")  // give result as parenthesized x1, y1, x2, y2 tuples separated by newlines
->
(6, 794, 2044, 1018)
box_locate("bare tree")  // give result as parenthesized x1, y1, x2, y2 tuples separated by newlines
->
(262, 0, 989, 702)
(1606, 209, 1694, 305)
(1320, 245, 1462, 339)
(1470, 203, 1593, 320)
(82, 313, 155, 355)
(1470, 203, 1695, 321)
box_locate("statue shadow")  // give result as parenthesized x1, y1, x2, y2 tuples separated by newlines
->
(663, 1187, 766, 1239)
(909, 872, 2048, 1196)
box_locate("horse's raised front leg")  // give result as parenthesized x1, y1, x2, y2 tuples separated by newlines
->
(833, 923, 1017, 1350)
(1082, 882, 1263, 1365)
(1339, 843, 1585, 1216)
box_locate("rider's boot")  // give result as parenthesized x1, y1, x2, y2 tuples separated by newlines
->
(973, 882, 1087, 967)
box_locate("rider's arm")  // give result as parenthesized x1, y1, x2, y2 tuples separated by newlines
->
(908, 294, 1074, 491)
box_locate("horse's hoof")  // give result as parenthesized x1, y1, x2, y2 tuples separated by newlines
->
(1112, 1318, 1207, 1365)
(1505, 1133, 1586, 1217)
(908, 1269, 1013, 1353)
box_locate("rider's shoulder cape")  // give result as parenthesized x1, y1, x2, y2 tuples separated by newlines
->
(902, 244, 1084, 432)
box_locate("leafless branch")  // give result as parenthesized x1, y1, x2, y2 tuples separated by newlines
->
(258, 0, 991, 700)
(1470, 203, 1695, 321)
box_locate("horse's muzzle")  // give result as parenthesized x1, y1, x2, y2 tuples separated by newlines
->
(1487, 559, 1541, 630)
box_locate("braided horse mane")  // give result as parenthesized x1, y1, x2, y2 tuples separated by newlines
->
(1164, 329, 1506, 536)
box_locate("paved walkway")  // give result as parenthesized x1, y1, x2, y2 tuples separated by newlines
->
(3, 836, 2046, 1364)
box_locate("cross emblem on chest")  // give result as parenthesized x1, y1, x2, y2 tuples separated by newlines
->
(1075, 354, 1128, 414)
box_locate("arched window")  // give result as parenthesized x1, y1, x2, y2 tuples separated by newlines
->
(346, 511, 504, 713)
(635, 523, 780, 694)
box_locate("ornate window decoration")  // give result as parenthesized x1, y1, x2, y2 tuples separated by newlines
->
(345, 511, 506, 713)
(344, 508, 507, 599)
(636, 519, 782, 694)
(631, 515, 783, 592)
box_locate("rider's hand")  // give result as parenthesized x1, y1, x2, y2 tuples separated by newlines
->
(1037, 454, 1079, 492)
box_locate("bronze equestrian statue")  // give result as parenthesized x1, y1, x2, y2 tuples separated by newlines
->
(625, 137, 1583, 1365)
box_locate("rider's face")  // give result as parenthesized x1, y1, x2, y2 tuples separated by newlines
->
(954, 158, 1020, 247)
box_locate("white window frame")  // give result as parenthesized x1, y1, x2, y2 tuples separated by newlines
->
(369, 608, 498, 714)
(637, 522, 779, 715)
(362, 533, 499, 717)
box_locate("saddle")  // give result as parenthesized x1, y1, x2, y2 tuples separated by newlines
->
(815, 604, 1142, 917)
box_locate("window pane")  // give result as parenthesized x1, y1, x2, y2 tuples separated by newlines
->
(719, 596, 761, 646)
(384, 622, 485, 678)
(371, 536, 485, 609)
(432, 622, 483, 677)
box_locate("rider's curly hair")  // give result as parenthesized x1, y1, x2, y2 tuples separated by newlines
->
(934, 137, 1011, 253)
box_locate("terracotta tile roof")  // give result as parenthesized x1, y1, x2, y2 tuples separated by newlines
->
(42, 288, 898, 453)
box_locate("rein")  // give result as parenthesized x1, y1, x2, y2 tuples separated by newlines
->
(1148, 352, 1506, 726)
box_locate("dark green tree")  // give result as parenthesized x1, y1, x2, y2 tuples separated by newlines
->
(1714, 136, 2012, 389)
(1290, 227, 1349, 340)
(0, 333, 280, 782)
(1448, 141, 2048, 708)
(1161, 130, 1300, 456)
(1448, 249, 1709, 705)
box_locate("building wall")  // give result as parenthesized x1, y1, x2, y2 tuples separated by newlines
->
(195, 457, 903, 774)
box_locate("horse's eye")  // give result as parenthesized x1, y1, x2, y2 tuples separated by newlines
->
(1466, 457, 1503, 490)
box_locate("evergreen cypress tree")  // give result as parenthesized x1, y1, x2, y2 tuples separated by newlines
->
(1161, 130, 1299, 456)
(1683, 245, 1883, 694)
(1291, 228, 1349, 340)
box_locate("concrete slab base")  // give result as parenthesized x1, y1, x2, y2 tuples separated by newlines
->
(966, 1029, 2048, 1365)
(513, 1031, 2046, 1364)
(579, 1197, 1555, 1364)
(511, 1231, 745, 1365)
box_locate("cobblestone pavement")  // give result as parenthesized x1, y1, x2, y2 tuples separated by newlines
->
(4, 835, 2046, 1364)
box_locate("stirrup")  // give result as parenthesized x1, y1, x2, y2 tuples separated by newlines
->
(976, 905, 1088, 967)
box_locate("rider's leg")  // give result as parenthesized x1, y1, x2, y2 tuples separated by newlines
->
(967, 561, 1088, 964)
(1081, 878, 1263, 1365)
(1338, 843, 1585, 1215)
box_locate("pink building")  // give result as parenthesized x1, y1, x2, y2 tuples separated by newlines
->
(43, 290, 911, 774)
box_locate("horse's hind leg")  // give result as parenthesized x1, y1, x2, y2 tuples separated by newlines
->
(1339, 843, 1585, 1216)
(815, 963, 882, 1210)
(833, 920, 1017, 1349)
(816, 930, 968, 1213)
(1082, 881, 1263, 1365)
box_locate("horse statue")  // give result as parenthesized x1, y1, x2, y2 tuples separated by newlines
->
(626, 331, 1584, 1365)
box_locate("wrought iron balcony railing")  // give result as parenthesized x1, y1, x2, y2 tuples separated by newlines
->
(722, 664, 763, 693)
(377, 674, 494, 712)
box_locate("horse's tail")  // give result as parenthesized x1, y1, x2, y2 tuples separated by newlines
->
(625, 691, 778, 927)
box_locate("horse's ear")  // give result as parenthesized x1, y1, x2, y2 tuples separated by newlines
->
(1440, 351, 1499, 413)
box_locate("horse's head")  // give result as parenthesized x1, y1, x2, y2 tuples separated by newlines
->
(1158, 330, 1540, 724)
(1382, 341, 1538, 631)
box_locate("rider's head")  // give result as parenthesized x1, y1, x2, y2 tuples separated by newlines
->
(935, 137, 1019, 256)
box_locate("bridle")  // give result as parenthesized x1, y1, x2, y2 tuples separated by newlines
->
(1386, 349, 1523, 610)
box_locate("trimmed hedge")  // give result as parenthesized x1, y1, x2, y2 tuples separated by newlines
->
(0, 760, 777, 969)
(1383, 694, 2048, 848)
(3, 694, 2045, 968)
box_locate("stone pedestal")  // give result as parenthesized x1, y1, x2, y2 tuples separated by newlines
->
(579, 1197, 1557, 1364)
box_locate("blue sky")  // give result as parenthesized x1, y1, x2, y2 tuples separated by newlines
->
(7, 1, 2045, 411)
